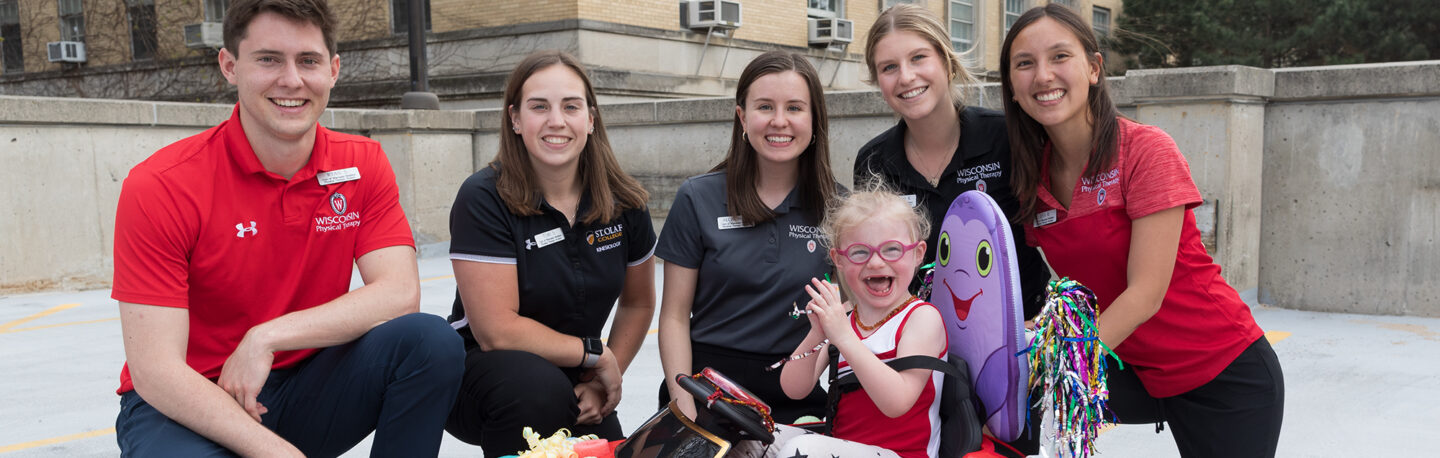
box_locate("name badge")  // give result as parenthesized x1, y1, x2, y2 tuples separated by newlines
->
(533, 227, 565, 248)
(317, 167, 361, 185)
(901, 194, 918, 208)
(1034, 209, 1058, 227)
(717, 216, 752, 230)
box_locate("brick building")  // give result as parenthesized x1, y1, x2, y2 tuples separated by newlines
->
(0, 0, 1122, 108)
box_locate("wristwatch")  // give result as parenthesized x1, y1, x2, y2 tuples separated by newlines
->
(579, 336, 603, 369)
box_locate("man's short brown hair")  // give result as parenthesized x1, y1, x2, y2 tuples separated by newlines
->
(223, 0, 338, 56)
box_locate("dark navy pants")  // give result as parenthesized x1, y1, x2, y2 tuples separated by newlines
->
(116, 313, 464, 457)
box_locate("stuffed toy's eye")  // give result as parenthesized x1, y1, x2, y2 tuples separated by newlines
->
(976, 240, 993, 277)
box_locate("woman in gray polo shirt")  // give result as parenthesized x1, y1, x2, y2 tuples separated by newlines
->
(656, 51, 842, 422)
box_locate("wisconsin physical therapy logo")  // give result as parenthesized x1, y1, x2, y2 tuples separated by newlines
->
(589, 223, 624, 252)
(1080, 168, 1121, 204)
(315, 193, 362, 233)
(955, 161, 1003, 185)
(788, 224, 820, 240)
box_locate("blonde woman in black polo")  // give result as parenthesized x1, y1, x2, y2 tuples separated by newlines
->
(656, 51, 841, 423)
(854, 6, 1051, 454)
(444, 51, 656, 457)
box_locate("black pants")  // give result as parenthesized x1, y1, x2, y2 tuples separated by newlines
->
(657, 342, 827, 424)
(1107, 336, 1285, 458)
(446, 347, 622, 456)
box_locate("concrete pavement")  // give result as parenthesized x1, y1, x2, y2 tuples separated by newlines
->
(2, 250, 1435, 456)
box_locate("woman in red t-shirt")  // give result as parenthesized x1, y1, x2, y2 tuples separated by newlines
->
(998, 5, 1285, 457)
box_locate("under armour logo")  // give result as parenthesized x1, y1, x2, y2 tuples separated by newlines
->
(525, 239, 536, 250)
(235, 221, 258, 238)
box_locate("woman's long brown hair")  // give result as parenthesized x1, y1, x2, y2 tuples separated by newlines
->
(492, 50, 648, 224)
(1000, 4, 1121, 224)
(711, 51, 838, 224)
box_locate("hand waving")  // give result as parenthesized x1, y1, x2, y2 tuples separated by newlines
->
(805, 278, 853, 346)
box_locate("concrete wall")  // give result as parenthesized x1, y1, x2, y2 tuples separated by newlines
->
(1259, 63, 1440, 315)
(2, 61, 1437, 316)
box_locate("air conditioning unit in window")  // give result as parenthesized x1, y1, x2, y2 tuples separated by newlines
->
(680, 0, 742, 30)
(184, 22, 224, 49)
(808, 18, 854, 46)
(46, 41, 86, 63)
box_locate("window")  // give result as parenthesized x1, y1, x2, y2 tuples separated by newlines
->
(808, 0, 842, 19)
(949, 0, 974, 52)
(882, 0, 915, 8)
(127, 0, 157, 61)
(1004, 0, 1026, 36)
(203, 0, 228, 23)
(1092, 6, 1111, 39)
(58, 0, 84, 43)
(1, 0, 21, 72)
(391, 0, 431, 35)
(1051, 0, 1074, 7)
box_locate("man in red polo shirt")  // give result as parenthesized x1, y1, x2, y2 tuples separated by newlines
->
(111, 1, 462, 455)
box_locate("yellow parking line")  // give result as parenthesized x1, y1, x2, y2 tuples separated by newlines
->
(1, 317, 121, 334)
(0, 303, 81, 332)
(0, 427, 115, 453)
(421, 274, 454, 282)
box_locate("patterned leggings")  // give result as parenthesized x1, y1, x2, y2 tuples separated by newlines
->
(730, 424, 901, 458)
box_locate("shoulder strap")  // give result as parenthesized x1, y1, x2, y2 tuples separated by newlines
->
(831, 355, 960, 393)
(823, 353, 961, 434)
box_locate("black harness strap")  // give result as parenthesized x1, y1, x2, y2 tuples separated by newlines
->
(822, 349, 984, 455)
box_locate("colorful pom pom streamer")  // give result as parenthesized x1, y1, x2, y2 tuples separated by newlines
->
(916, 263, 936, 301)
(1025, 278, 1122, 458)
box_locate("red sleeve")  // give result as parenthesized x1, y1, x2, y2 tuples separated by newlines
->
(354, 145, 415, 258)
(111, 170, 195, 308)
(1123, 123, 1203, 220)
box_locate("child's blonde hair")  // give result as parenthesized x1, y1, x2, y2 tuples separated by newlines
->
(820, 179, 931, 256)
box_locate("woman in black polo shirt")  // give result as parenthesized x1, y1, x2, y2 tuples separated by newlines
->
(444, 50, 656, 456)
(656, 51, 840, 422)
(854, 5, 1050, 454)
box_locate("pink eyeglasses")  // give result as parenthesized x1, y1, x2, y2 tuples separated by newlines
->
(835, 240, 921, 265)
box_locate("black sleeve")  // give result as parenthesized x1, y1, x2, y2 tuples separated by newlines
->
(853, 142, 881, 188)
(625, 205, 657, 266)
(449, 169, 517, 261)
(1015, 240, 1050, 320)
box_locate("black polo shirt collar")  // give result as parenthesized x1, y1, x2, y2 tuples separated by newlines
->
(866, 108, 994, 196)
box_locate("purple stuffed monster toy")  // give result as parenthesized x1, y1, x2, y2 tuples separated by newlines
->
(930, 190, 1029, 442)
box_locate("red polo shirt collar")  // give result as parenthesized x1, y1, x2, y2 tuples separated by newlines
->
(220, 104, 334, 183)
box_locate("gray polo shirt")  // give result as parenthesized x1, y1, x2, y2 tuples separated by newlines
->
(656, 171, 832, 355)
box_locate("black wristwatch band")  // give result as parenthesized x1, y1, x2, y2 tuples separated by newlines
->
(580, 337, 603, 369)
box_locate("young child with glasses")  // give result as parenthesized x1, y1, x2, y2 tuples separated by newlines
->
(765, 187, 948, 458)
